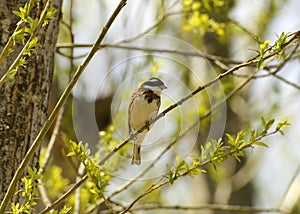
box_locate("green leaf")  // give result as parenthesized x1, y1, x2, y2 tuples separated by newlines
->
(66, 151, 75, 157)
(261, 117, 266, 127)
(175, 154, 182, 164)
(59, 205, 72, 214)
(226, 133, 235, 145)
(13, 3, 31, 21)
(24, 37, 39, 56)
(29, 18, 39, 31)
(278, 130, 284, 135)
(8, 69, 18, 78)
(189, 169, 203, 176)
(13, 28, 28, 44)
(46, 5, 57, 19)
(19, 57, 27, 68)
(276, 120, 290, 131)
(265, 118, 275, 131)
(253, 141, 269, 147)
(13, 10, 24, 19)
(43, 5, 57, 27)
(259, 40, 270, 52)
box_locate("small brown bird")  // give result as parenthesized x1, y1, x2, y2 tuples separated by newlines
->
(128, 78, 167, 165)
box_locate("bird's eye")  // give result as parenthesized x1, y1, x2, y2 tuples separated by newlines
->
(148, 98, 153, 103)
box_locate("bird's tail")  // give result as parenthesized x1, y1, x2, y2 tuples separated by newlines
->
(131, 133, 145, 165)
(131, 143, 141, 165)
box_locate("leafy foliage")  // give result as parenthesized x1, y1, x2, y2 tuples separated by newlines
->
(51, 206, 72, 214)
(1, 1, 57, 82)
(182, 0, 229, 40)
(255, 32, 296, 68)
(10, 167, 41, 214)
(257, 40, 271, 68)
(67, 140, 111, 196)
(164, 117, 289, 185)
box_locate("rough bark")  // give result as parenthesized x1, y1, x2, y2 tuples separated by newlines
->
(0, 0, 62, 202)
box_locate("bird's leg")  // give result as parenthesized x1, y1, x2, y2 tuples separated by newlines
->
(146, 120, 150, 131)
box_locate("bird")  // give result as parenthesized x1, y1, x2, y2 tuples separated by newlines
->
(128, 77, 167, 165)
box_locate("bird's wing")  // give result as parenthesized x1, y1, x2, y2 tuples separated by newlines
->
(128, 121, 132, 134)
(128, 97, 133, 134)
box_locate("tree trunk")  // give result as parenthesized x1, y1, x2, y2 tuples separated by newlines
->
(0, 0, 62, 203)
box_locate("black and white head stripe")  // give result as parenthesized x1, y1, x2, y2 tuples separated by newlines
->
(142, 78, 167, 88)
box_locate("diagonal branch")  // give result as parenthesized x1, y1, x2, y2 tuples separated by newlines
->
(97, 31, 299, 167)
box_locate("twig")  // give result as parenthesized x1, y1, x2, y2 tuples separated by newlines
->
(273, 74, 300, 90)
(40, 107, 65, 173)
(130, 204, 282, 213)
(38, 184, 52, 210)
(119, 179, 167, 214)
(225, 15, 259, 43)
(0, 0, 127, 212)
(57, 43, 240, 66)
(100, 192, 116, 214)
(38, 103, 65, 210)
(270, 43, 300, 90)
(39, 175, 88, 214)
(74, 163, 85, 214)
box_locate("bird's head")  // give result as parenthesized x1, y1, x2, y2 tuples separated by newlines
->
(141, 77, 167, 95)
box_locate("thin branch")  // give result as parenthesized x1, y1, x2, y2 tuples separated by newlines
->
(38, 104, 65, 209)
(38, 184, 52, 210)
(106, 198, 127, 212)
(130, 204, 282, 213)
(57, 43, 240, 66)
(74, 163, 85, 214)
(112, 10, 182, 45)
(39, 175, 88, 214)
(273, 74, 300, 90)
(225, 15, 259, 43)
(119, 179, 167, 214)
(0, 1, 127, 212)
(100, 192, 116, 214)
(40, 107, 65, 173)
(234, 42, 300, 90)
(270, 43, 300, 90)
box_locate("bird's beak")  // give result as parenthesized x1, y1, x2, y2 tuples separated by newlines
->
(161, 85, 167, 90)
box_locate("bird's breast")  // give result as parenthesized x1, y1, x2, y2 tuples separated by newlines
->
(130, 94, 160, 131)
